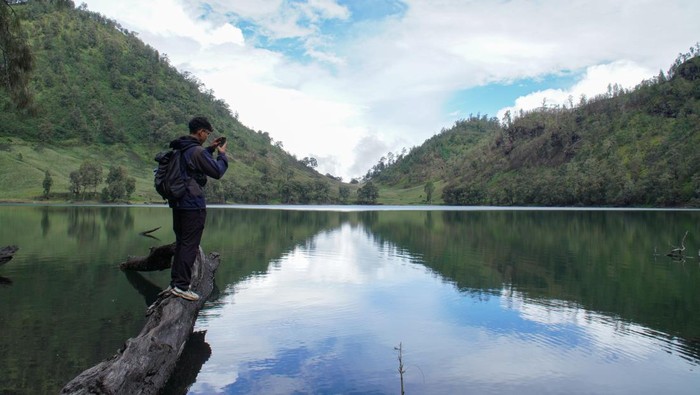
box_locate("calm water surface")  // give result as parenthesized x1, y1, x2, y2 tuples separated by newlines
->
(0, 205, 699, 394)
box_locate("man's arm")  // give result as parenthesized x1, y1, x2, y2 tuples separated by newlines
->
(192, 146, 228, 179)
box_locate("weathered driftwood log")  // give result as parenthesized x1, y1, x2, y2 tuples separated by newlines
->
(0, 245, 19, 265)
(119, 243, 175, 271)
(60, 249, 220, 395)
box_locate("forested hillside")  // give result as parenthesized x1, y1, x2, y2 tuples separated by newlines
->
(371, 48, 700, 207)
(3, 1, 698, 207)
(0, 0, 346, 204)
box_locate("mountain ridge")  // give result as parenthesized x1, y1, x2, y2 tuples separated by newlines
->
(0, 0, 348, 204)
(368, 49, 700, 207)
(2, 1, 699, 207)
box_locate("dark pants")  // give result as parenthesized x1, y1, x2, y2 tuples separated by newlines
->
(171, 209, 206, 290)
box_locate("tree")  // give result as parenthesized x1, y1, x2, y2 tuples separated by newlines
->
(311, 180, 330, 203)
(424, 181, 435, 203)
(79, 161, 103, 195)
(101, 180, 125, 202)
(357, 181, 379, 204)
(42, 170, 52, 198)
(69, 107, 92, 142)
(69, 170, 82, 197)
(339, 185, 350, 203)
(125, 177, 135, 198)
(39, 119, 53, 143)
(0, 0, 34, 108)
(278, 180, 302, 204)
(102, 165, 136, 202)
(69, 161, 103, 199)
(300, 157, 318, 168)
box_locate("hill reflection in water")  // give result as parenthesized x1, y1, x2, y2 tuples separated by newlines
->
(0, 206, 698, 394)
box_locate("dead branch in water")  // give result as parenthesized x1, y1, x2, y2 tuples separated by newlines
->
(667, 231, 690, 260)
(395, 342, 406, 395)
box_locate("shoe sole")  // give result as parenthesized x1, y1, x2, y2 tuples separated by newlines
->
(170, 288, 199, 301)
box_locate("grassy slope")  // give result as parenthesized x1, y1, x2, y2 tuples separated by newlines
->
(0, 137, 157, 202)
(14, 3, 697, 207)
(0, 2, 343, 204)
(377, 181, 447, 205)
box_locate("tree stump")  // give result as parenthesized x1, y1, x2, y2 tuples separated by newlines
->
(60, 248, 220, 395)
(119, 243, 175, 271)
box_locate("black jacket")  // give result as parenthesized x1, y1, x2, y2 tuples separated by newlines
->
(167, 135, 228, 209)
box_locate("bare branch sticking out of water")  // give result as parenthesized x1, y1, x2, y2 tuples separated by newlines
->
(667, 231, 691, 261)
(395, 342, 406, 395)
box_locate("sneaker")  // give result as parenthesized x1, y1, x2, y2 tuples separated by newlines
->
(159, 285, 173, 296)
(171, 286, 200, 301)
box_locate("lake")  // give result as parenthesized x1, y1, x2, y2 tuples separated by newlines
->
(0, 205, 699, 394)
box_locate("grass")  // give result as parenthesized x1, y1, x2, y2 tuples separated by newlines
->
(0, 138, 161, 203)
(376, 180, 446, 205)
(0, 137, 446, 205)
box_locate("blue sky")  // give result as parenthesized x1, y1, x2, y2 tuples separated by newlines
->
(81, 0, 699, 180)
(447, 71, 582, 119)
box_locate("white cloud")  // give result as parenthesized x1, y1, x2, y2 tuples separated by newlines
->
(301, 0, 350, 21)
(496, 61, 656, 120)
(201, 0, 349, 40)
(191, 224, 690, 393)
(204, 23, 245, 47)
(81, 0, 700, 179)
(350, 135, 390, 177)
(85, 0, 244, 47)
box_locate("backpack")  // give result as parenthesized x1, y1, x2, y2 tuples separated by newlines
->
(153, 148, 191, 200)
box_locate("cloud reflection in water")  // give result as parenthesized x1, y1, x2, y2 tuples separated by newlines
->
(192, 223, 699, 394)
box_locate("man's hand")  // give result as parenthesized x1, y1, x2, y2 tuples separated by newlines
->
(211, 137, 227, 154)
(217, 141, 227, 154)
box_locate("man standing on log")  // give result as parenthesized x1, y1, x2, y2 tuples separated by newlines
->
(167, 116, 228, 301)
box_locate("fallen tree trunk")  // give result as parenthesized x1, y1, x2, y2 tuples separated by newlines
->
(0, 245, 19, 265)
(61, 248, 220, 395)
(119, 243, 175, 271)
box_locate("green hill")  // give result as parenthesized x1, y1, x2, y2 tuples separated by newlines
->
(369, 49, 700, 207)
(0, 0, 350, 204)
(3, 1, 699, 207)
